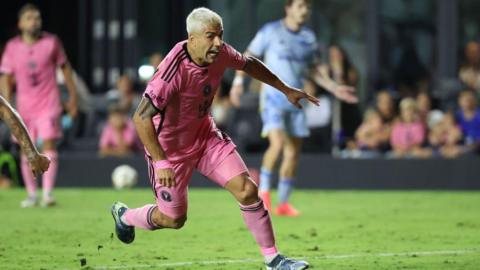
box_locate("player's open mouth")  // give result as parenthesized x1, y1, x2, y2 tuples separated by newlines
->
(208, 51, 219, 57)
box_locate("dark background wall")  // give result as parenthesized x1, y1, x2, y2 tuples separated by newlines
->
(56, 154, 480, 190)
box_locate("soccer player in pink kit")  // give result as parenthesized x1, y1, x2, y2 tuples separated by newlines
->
(111, 7, 317, 270)
(0, 4, 78, 207)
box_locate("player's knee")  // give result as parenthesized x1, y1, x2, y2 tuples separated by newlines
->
(151, 211, 187, 229)
(268, 140, 284, 154)
(283, 147, 300, 161)
(237, 179, 258, 205)
(169, 215, 187, 229)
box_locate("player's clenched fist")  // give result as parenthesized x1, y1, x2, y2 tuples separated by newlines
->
(28, 153, 50, 177)
(153, 160, 176, 188)
(155, 168, 176, 188)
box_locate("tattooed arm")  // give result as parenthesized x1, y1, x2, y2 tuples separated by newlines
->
(0, 74, 14, 103)
(133, 97, 175, 187)
(0, 96, 50, 177)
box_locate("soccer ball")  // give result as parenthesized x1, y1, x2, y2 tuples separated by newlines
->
(111, 165, 138, 190)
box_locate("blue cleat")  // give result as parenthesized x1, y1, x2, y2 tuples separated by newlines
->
(111, 201, 135, 244)
(266, 255, 309, 270)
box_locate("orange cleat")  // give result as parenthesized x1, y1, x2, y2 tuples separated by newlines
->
(275, 202, 300, 217)
(259, 191, 272, 212)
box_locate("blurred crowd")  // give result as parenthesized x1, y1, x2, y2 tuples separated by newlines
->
(2, 40, 480, 163)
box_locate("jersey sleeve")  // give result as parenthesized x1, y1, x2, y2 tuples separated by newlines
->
(0, 43, 15, 74)
(143, 51, 181, 110)
(52, 36, 67, 66)
(223, 43, 247, 70)
(247, 24, 270, 57)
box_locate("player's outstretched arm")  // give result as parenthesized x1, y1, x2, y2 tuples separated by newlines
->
(241, 56, 319, 109)
(133, 97, 175, 188)
(0, 96, 50, 177)
(311, 65, 358, 104)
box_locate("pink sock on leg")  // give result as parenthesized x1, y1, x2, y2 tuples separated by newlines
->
(124, 204, 158, 230)
(240, 200, 278, 256)
(42, 150, 58, 197)
(21, 155, 37, 197)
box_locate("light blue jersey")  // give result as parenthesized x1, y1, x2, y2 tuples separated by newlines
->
(248, 20, 317, 137)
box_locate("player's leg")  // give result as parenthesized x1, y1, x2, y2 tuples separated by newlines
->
(276, 135, 302, 216)
(112, 158, 193, 244)
(41, 139, 58, 207)
(201, 149, 309, 269)
(259, 105, 286, 211)
(20, 154, 38, 207)
(19, 118, 38, 207)
(38, 115, 62, 207)
(275, 110, 309, 216)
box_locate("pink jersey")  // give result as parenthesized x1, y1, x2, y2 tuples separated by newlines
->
(143, 41, 246, 162)
(99, 120, 140, 151)
(0, 32, 66, 118)
(390, 121, 425, 150)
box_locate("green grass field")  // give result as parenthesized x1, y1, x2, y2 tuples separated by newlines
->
(0, 188, 479, 270)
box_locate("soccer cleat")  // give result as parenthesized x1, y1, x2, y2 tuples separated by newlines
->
(259, 191, 272, 212)
(266, 254, 309, 270)
(20, 196, 38, 208)
(111, 201, 135, 244)
(275, 203, 300, 217)
(40, 196, 56, 207)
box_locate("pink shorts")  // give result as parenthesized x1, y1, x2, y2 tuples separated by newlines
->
(22, 113, 62, 142)
(146, 134, 248, 219)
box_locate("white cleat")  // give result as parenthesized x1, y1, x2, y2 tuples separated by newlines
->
(20, 196, 38, 208)
(41, 196, 57, 207)
(266, 255, 309, 270)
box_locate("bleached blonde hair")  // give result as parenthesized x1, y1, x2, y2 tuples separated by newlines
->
(186, 7, 223, 34)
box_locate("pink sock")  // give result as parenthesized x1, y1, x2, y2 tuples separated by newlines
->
(42, 150, 58, 197)
(240, 200, 278, 256)
(124, 204, 159, 230)
(21, 155, 36, 196)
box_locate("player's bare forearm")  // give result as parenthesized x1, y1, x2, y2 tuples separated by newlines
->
(61, 63, 78, 117)
(133, 97, 168, 161)
(242, 56, 290, 94)
(61, 63, 78, 99)
(311, 67, 358, 104)
(0, 74, 14, 103)
(0, 96, 39, 159)
(311, 69, 339, 93)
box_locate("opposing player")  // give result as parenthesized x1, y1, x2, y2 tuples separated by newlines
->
(0, 96, 50, 177)
(111, 7, 317, 270)
(0, 4, 78, 207)
(230, 0, 357, 216)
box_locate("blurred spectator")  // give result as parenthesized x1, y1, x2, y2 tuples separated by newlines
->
(320, 45, 358, 85)
(459, 41, 480, 94)
(98, 105, 140, 157)
(375, 90, 397, 123)
(106, 74, 141, 115)
(416, 91, 432, 125)
(353, 109, 389, 157)
(319, 44, 361, 144)
(429, 111, 463, 158)
(455, 89, 480, 151)
(390, 98, 432, 158)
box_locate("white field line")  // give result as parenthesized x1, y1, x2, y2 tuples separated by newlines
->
(65, 248, 479, 270)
